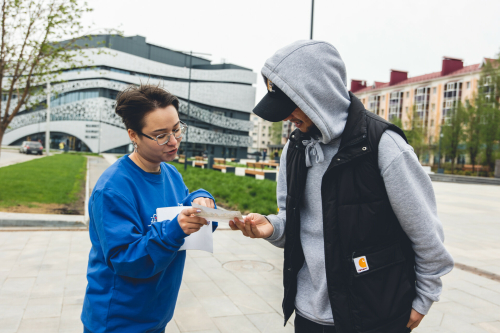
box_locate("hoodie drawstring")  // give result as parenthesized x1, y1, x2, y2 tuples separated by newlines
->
(302, 138, 324, 167)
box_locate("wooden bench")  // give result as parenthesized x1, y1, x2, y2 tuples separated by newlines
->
(194, 161, 205, 168)
(244, 169, 277, 181)
(247, 162, 265, 170)
(462, 164, 489, 172)
(177, 154, 185, 164)
(261, 162, 279, 169)
(195, 156, 205, 161)
(213, 164, 235, 173)
(214, 158, 226, 165)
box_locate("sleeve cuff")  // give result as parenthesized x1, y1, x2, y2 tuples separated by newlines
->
(164, 216, 188, 246)
(265, 215, 282, 241)
(412, 293, 434, 315)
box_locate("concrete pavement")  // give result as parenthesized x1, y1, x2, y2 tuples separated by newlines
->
(0, 150, 44, 168)
(1, 157, 500, 332)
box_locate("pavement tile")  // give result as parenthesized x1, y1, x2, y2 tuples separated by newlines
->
(228, 294, 275, 314)
(199, 295, 242, 317)
(246, 313, 294, 333)
(186, 280, 224, 298)
(17, 317, 60, 332)
(213, 315, 260, 333)
(23, 297, 63, 319)
(173, 306, 217, 332)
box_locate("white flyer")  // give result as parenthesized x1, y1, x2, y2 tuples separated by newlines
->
(156, 206, 213, 253)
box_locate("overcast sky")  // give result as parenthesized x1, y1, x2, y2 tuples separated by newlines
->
(82, 0, 500, 103)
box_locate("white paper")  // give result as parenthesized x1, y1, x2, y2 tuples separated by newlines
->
(156, 206, 213, 253)
(192, 203, 243, 223)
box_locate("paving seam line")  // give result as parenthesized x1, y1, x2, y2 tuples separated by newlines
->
(455, 262, 500, 282)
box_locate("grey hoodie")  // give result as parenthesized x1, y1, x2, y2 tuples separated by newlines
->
(262, 41, 454, 326)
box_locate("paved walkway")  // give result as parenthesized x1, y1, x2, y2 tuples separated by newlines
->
(0, 162, 499, 332)
(0, 150, 44, 168)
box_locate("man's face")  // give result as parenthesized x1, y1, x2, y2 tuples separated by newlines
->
(283, 108, 314, 133)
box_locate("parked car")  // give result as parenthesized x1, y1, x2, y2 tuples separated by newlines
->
(20, 141, 43, 155)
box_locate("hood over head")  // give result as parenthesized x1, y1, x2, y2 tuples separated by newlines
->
(259, 40, 351, 144)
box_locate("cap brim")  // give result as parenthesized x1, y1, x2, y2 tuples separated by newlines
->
(252, 91, 297, 122)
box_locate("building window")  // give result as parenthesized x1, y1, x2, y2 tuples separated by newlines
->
(389, 91, 403, 120)
(381, 109, 384, 116)
(405, 107, 408, 113)
(368, 95, 380, 115)
(433, 87, 437, 94)
(406, 92, 409, 98)
(261, 141, 265, 144)
(466, 82, 470, 89)
(382, 95, 385, 101)
(431, 120, 434, 127)
(432, 103, 436, 111)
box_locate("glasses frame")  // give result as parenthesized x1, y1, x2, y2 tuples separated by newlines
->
(138, 121, 188, 146)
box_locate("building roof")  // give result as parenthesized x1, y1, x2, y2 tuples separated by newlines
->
(355, 63, 481, 94)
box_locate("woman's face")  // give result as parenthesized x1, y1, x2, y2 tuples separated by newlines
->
(132, 105, 182, 163)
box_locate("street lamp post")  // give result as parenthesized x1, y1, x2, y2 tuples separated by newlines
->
(184, 51, 193, 171)
(182, 50, 211, 170)
(45, 82, 51, 156)
(310, 0, 315, 40)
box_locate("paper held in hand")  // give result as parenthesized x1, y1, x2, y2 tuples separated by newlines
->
(156, 204, 243, 253)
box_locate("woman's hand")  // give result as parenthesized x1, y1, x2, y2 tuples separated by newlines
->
(193, 197, 215, 209)
(178, 207, 209, 235)
(229, 213, 274, 239)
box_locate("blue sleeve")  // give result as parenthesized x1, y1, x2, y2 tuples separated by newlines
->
(91, 188, 188, 279)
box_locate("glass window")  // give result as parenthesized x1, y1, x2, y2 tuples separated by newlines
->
(433, 87, 437, 94)
(406, 92, 409, 98)
(466, 82, 470, 89)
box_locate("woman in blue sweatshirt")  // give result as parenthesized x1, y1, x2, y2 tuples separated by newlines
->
(81, 85, 217, 332)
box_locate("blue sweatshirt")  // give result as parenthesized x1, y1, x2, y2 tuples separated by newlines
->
(81, 155, 217, 333)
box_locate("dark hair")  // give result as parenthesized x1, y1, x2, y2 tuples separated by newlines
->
(115, 84, 179, 133)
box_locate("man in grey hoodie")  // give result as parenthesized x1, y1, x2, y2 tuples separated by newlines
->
(230, 41, 454, 333)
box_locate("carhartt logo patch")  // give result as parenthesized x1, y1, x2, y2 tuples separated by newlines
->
(267, 79, 275, 93)
(354, 256, 369, 273)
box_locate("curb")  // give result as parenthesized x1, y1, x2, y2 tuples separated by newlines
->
(429, 173, 500, 186)
(0, 212, 86, 228)
(84, 156, 90, 225)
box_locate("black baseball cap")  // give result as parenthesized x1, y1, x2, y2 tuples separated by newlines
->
(252, 78, 297, 122)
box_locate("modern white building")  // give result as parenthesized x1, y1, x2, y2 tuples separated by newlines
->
(4, 35, 257, 158)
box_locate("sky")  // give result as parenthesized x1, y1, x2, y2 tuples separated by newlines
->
(82, 0, 500, 103)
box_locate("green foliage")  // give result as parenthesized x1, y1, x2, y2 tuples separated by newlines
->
(172, 164, 278, 215)
(441, 101, 467, 173)
(0, 154, 86, 207)
(404, 106, 428, 160)
(270, 121, 283, 145)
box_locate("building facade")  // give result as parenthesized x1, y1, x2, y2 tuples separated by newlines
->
(352, 57, 493, 164)
(4, 35, 257, 158)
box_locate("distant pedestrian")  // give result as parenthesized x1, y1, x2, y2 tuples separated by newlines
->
(274, 151, 279, 163)
(230, 41, 453, 333)
(82, 85, 218, 333)
(59, 141, 64, 151)
(263, 149, 267, 161)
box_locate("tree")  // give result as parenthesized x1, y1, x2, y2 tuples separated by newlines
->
(0, 0, 98, 157)
(441, 101, 466, 174)
(404, 106, 428, 161)
(270, 121, 283, 145)
(478, 51, 500, 171)
(464, 96, 481, 172)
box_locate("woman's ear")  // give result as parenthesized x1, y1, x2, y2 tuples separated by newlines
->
(128, 129, 138, 143)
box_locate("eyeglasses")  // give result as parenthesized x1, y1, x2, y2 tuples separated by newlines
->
(138, 122, 188, 146)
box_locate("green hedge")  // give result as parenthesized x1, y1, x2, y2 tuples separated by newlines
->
(0, 154, 86, 208)
(172, 164, 278, 215)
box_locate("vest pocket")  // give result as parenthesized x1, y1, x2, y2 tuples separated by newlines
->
(348, 243, 413, 332)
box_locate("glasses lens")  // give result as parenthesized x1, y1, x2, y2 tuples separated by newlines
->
(175, 126, 187, 139)
(156, 133, 171, 145)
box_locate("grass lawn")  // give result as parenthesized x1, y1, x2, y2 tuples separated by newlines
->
(172, 164, 278, 215)
(0, 154, 87, 213)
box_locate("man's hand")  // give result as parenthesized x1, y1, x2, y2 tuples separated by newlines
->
(229, 213, 274, 239)
(192, 197, 215, 209)
(178, 207, 209, 235)
(406, 309, 425, 331)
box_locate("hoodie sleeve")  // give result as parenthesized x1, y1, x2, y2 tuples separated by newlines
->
(91, 188, 189, 279)
(265, 141, 289, 248)
(379, 130, 454, 315)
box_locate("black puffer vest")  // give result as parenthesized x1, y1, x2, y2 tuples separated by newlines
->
(282, 93, 416, 333)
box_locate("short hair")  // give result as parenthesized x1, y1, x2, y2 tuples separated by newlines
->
(115, 84, 179, 133)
